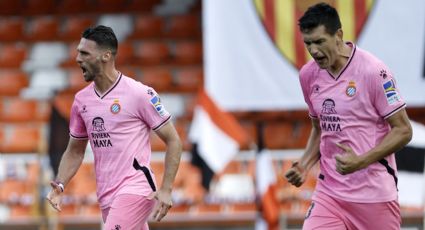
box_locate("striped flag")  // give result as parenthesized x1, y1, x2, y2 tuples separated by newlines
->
(188, 89, 249, 189)
(253, 0, 375, 69)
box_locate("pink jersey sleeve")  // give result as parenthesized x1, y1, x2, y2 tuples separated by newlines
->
(299, 63, 318, 118)
(370, 66, 406, 119)
(137, 87, 171, 131)
(69, 100, 88, 139)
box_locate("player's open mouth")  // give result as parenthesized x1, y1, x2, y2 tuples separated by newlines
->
(81, 66, 87, 74)
(315, 56, 325, 62)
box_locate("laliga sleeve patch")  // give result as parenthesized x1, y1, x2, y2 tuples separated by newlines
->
(150, 95, 168, 117)
(383, 80, 400, 105)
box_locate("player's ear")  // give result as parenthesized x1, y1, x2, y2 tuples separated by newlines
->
(102, 51, 110, 62)
(336, 28, 343, 43)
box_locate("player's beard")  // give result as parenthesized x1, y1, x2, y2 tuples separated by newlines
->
(83, 64, 101, 82)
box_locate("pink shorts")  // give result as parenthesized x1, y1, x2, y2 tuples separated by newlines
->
(102, 194, 156, 230)
(303, 192, 401, 230)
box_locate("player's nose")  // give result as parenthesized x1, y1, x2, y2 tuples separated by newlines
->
(75, 53, 83, 64)
(309, 46, 320, 57)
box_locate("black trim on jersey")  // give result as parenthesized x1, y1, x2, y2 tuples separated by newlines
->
(94, 73, 122, 99)
(378, 159, 398, 189)
(383, 103, 406, 120)
(133, 158, 157, 192)
(152, 115, 171, 131)
(327, 44, 357, 81)
(69, 133, 88, 139)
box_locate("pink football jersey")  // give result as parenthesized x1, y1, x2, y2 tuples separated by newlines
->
(300, 42, 405, 203)
(69, 73, 171, 209)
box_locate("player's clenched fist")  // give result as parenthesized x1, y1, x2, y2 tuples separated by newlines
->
(46, 181, 64, 212)
(284, 162, 307, 187)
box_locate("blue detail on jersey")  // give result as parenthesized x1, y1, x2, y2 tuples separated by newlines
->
(150, 96, 159, 104)
(383, 80, 397, 98)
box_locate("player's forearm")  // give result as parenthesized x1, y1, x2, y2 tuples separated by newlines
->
(160, 139, 182, 191)
(56, 149, 85, 187)
(360, 110, 412, 167)
(361, 125, 412, 167)
(299, 120, 321, 171)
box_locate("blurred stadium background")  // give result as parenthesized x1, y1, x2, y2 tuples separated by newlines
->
(0, 0, 424, 229)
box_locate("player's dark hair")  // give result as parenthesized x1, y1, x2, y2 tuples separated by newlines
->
(298, 2, 341, 35)
(82, 25, 118, 56)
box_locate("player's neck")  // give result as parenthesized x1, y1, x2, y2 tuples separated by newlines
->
(328, 43, 352, 77)
(94, 69, 120, 94)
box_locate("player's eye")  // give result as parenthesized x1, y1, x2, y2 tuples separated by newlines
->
(315, 39, 325, 45)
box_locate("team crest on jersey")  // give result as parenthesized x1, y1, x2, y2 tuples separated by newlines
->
(150, 94, 167, 117)
(346, 81, 356, 97)
(383, 79, 400, 105)
(110, 99, 121, 114)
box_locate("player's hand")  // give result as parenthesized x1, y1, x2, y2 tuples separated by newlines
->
(46, 181, 63, 212)
(149, 188, 173, 222)
(335, 143, 365, 175)
(284, 161, 307, 187)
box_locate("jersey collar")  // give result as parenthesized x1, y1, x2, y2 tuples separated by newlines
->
(327, 42, 356, 81)
(94, 72, 122, 99)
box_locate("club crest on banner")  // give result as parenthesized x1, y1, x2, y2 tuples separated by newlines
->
(253, 0, 375, 70)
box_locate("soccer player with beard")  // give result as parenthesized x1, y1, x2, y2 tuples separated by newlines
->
(46, 25, 182, 230)
(284, 3, 412, 229)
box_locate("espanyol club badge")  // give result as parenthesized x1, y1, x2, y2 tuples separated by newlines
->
(110, 99, 121, 114)
(346, 81, 356, 97)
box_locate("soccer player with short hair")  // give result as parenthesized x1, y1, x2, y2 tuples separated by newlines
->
(46, 25, 182, 230)
(284, 3, 412, 229)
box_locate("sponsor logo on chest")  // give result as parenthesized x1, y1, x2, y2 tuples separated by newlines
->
(91, 117, 113, 148)
(320, 98, 342, 132)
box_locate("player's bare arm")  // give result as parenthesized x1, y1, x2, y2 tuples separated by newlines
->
(46, 138, 88, 211)
(285, 118, 321, 187)
(151, 121, 182, 221)
(335, 108, 412, 175)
